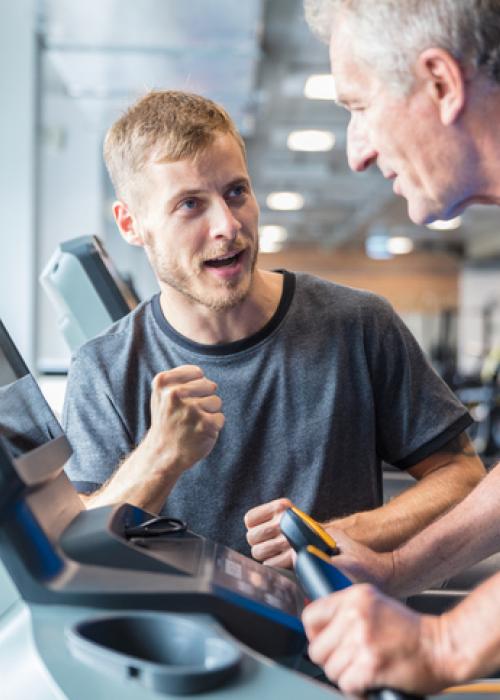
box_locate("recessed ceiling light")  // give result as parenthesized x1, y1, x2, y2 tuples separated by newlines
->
(304, 74, 337, 101)
(266, 192, 304, 211)
(287, 129, 335, 152)
(387, 236, 414, 255)
(427, 216, 462, 231)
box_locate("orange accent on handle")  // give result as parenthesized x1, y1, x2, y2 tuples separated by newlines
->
(290, 505, 337, 550)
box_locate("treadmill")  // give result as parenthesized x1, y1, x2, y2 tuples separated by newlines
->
(0, 316, 345, 698)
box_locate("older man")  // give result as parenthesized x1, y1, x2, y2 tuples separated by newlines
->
(300, 0, 500, 695)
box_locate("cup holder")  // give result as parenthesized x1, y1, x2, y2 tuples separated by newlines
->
(66, 612, 242, 695)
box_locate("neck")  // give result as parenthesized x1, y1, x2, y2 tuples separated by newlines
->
(159, 269, 284, 345)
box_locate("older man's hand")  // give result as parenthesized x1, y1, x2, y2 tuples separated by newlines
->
(302, 584, 453, 696)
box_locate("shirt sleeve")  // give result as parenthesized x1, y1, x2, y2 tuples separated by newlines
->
(62, 348, 134, 492)
(365, 297, 473, 469)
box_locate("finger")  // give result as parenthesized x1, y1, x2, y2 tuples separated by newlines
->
(323, 642, 360, 691)
(196, 395, 223, 413)
(174, 377, 218, 398)
(246, 516, 283, 546)
(244, 497, 292, 528)
(308, 615, 346, 667)
(336, 658, 377, 697)
(163, 386, 219, 414)
(302, 592, 342, 635)
(251, 534, 289, 562)
(202, 412, 225, 433)
(153, 365, 204, 387)
(261, 549, 294, 569)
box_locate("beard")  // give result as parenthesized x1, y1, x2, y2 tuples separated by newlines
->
(144, 232, 259, 312)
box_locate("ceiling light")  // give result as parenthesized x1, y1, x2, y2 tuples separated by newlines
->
(259, 225, 288, 243)
(266, 191, 304, 211)
(259, 226, 287, 253)
(387, 236, 414, 255)
(365, 235, 393, 260)
(366, 234, 414, 259)
(427, 216, 462, 231)
(287, 129, 335, 152)
(259, 240, 285, 254)
(304, 74, 337, 101)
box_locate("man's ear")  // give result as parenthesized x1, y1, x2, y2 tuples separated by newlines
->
(113, 200, 144, 247)
(416, 48, 466, 125)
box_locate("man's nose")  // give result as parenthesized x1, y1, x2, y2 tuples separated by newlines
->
(209, 199, 241, 239)
(346, 118, 377, 172)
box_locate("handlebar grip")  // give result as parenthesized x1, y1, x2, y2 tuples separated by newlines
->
(295, 548, 424, 700)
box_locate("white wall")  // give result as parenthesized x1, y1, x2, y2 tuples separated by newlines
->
(0, 1, 37, 368)
(36, 94, 104, 370)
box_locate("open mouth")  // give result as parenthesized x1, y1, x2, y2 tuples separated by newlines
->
(204, 250, 244, 268)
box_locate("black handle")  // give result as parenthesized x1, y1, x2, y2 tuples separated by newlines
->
(295, 549, 424, 700)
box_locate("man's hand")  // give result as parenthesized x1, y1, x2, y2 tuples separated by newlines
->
(245, 498, 294, 568)
(144, 364, 225, 474)
(303, 584, 452, 695)
(82, 364, 224, 512)
(319, 528, 396, 591)
(244, 499, 395, 587)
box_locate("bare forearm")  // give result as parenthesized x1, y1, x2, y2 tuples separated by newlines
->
(436, 570, 500, 684)
(392, 463, 500, 597)
(78, 365, 223, 513)
(80, 436, 183, 513)
(328, 458, 484, 552)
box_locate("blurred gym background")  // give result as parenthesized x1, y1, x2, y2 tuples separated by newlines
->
(2, 0, 500, 466)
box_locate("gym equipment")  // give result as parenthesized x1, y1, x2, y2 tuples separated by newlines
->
(281, 509, 422, 700)
(0, 317, 344, 699)
(40, 235, 139, 352)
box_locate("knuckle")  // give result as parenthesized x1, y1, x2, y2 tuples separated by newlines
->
(324, 656, 340, 683)
(151, 373, 163, 391)
(272, 498, 291, 515)
(251, 544, 262, 560)
(168, 387, 181, 403)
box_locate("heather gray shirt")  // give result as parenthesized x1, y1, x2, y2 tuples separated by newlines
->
(63, 271, 471, 553)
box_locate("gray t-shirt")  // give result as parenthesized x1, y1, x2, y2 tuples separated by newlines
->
(63, 271, 471, 553)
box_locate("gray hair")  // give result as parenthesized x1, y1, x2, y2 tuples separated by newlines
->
(304, 0, 500, 92)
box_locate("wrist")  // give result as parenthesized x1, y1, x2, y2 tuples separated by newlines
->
(141, 430, 186, 477)
(333, 511, 381, 548)
(423, 612, 469, 688)
(386, 547, 404, 596)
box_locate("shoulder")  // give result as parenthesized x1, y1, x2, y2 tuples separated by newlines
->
(291, 271, 396, 325)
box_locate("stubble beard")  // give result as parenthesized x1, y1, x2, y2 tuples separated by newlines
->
(145, 235, 259, 312)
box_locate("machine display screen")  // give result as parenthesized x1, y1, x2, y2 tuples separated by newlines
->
(0, 320, 64, 459)
(212, 544, 303, 624)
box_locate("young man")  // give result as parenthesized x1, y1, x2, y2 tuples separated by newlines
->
(63, 90, 482, 558)
(300, 0, 500, 694)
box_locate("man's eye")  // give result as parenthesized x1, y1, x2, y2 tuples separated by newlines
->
(228, 184, 247, 198)
(180, 198, 198, 210)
